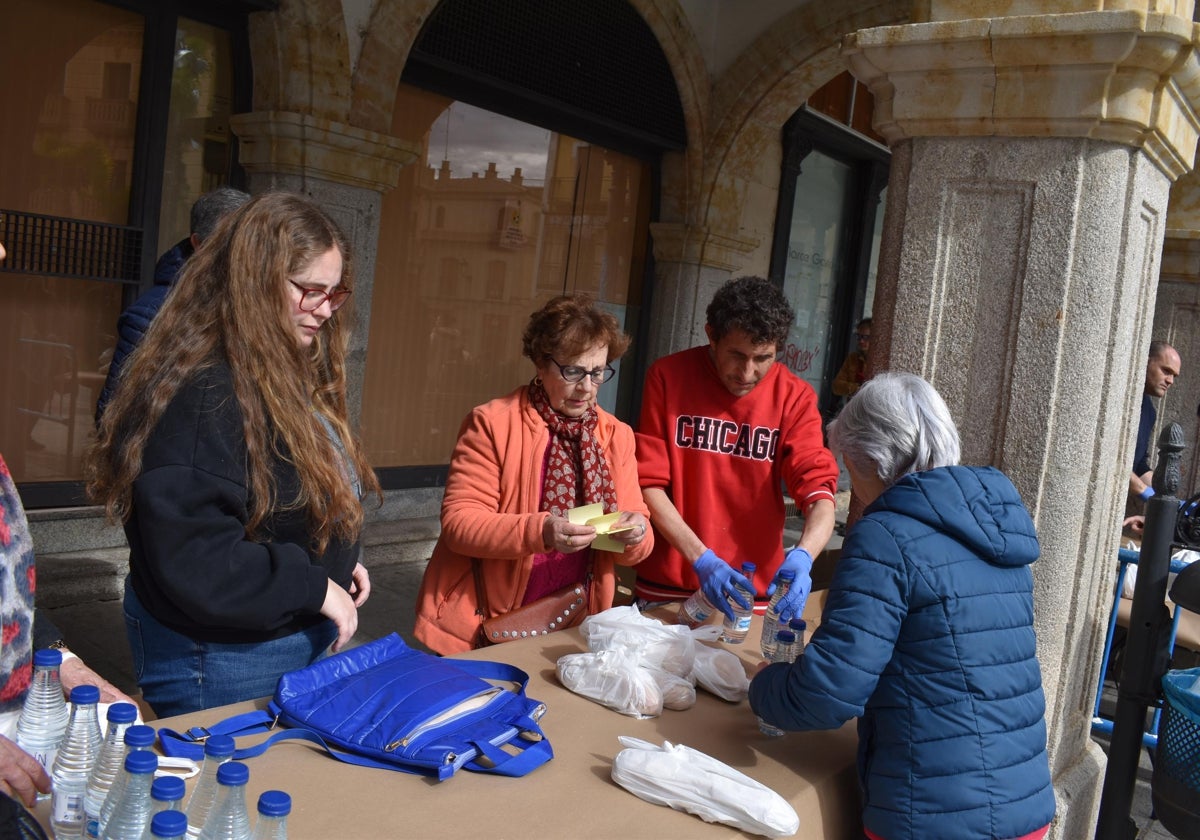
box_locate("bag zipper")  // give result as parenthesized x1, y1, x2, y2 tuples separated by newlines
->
(386, 687, 504, 749)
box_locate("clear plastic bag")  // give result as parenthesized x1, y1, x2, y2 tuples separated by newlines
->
(647, 666, 697, 711)
(611, 737, 800, 838)
(691, 642, 750, 702)
(559, 606, 737, 714)
(580, 606, 700, 677)
(556, 650, 664, 718)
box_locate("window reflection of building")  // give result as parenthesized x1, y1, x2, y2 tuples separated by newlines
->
(0, 0, 144, 482)
(0, 0, 238, 486)
(362, 85, 649, 468)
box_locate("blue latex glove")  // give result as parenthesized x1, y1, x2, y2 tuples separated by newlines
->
(693, 549, 752, 621)
(772, 547, 814, 624)
(1140, 486, 1156, 501)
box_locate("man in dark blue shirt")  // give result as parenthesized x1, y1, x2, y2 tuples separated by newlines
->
(95, 186, 249, 421)
(1130, 340, 1181, 501)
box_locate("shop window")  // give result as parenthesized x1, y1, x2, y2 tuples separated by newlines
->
(771, 105, 889, 419)
(101, 62, 132, 99)
(486, 260, 506, 300)
(0, 0, 245, 499)
(362, 86, 650, 470)
(156, 17, 235, 256)
(0, 0, 145, 485)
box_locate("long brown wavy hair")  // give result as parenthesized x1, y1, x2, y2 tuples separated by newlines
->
(86, 191, 380, 552)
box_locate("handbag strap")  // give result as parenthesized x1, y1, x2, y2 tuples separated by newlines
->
(156, 656, 540, 774)
(472, 558, 595, 619)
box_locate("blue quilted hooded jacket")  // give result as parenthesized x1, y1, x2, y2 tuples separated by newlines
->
(749, 465, 1056, 840)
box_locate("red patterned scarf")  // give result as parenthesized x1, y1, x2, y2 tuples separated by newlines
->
(528, 381, 617, 517)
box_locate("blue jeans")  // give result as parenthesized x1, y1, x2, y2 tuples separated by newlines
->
(123, 578, 336, 718)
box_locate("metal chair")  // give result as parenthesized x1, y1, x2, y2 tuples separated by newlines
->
(1091, 548, 1197, 750)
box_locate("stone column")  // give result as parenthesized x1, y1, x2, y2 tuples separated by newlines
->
(646, 222, 758, 361)
(230, 111, 420, 424)
(843, 3, 1200, 838)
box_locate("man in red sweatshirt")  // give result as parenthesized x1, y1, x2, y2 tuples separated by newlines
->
(634, 276, 838, 624)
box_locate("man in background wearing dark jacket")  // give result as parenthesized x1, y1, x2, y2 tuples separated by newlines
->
(1129, 340, 1181, 504)
(95, 186, 249, 421)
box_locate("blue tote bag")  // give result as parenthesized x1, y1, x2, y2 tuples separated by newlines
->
(159, 633, 553, 781)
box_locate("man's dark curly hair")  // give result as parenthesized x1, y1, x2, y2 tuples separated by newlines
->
(705, 276, 794, 347)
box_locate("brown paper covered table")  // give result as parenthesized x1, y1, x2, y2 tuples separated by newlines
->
(35, 611, 861, 839)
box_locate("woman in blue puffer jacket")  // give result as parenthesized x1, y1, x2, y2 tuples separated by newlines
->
(750, 372, 1055, 840)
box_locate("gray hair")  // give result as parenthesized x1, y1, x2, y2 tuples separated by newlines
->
(191, 186, 251, 241)
(827, 372, 961, 487)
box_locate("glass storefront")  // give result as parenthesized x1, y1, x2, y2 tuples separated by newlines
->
(773, 82, 889, 418)
(0, 1, 236, 486)
(779, 149, 853, 397)
(0, 0, 143, 482)
(157, 18, 235, 255)
(362, 84, 650, 468)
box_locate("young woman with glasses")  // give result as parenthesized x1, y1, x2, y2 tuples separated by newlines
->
(414, 295, 653, 654)
(85, 192, 379, 717)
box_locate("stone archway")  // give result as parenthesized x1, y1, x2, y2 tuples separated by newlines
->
(347, 0, 710, 206)
(695, 0, 909, 244)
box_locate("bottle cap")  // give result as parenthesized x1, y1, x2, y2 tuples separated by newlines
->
(257, 790, 292, 817)
(124, 749, 158, 774)
(151, 775, 186, 802)
(125, 725, 157, 748)
(216, 761, 250, 786)
(742, 562, 757, 573)
(69, 684, 100, 705)
(778, 569, 796, 580)
(787, 618, 807, 631)
(106, 702, 138, 723)
(775, 630, 796, 644)
(32, 648, 63, 668)
(150, 809, 189, 838)
(204, 733, 236, 758)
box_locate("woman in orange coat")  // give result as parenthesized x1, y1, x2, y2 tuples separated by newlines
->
(415, 296, 653, 654)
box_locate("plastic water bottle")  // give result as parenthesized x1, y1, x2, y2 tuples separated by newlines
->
(248, 791, 290, 840)
(787, 618, 808, 659)
(197, 762, 252, 840)
(149, 810, 190, 839)
(759, 568, 797, 658)
(139, 775, 187, 838)
(675, 588, 717, 628)
(51, 684, 104, 839)
(97, 724, 158, 837)
(185, 735, 237, 839)
(15, 648, 70, 779)
(100, 750, 158, 839)
(757, 630, 797, 738)
(84, 701, 139, 838)
(720, 562, 757, 644)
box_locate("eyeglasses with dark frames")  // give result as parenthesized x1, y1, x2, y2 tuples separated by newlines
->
(548, 358, 617, 385)
(289, 279, 352, 312)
